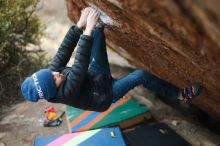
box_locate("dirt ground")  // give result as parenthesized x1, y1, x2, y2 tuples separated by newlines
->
(1, 0, 220, 146)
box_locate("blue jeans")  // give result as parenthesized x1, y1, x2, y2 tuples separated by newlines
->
(88, 27, 180, 102)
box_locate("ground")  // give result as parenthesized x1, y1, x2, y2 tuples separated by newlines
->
(0, 0, 220, 146)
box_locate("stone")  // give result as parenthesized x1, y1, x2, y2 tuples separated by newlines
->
(171, 120, 179, 126)
(0, 114, 17, 125)
(65, 0, 220, 120)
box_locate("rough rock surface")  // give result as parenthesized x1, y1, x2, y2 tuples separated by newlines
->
(66, 0, 220, 119)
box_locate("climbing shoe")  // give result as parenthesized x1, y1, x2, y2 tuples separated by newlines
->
(181, 83, 202, 102)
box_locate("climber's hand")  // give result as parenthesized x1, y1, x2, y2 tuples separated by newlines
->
(84, 8, 100, 36)
(77, 7, 92, 29)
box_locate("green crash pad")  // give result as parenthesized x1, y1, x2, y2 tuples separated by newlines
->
(66, 94, 151, 133)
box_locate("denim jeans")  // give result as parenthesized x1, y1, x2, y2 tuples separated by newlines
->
(88, 26, 180, 103)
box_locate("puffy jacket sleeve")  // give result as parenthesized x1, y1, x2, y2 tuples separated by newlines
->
(49, 25, 83, 70)
(63, 35, 93, 99)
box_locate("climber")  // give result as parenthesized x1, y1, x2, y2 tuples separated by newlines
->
(21, 7, 202, 112)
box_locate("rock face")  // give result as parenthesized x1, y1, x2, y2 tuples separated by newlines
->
(66, 0, 220, 119)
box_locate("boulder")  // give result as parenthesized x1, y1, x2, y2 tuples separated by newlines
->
(66, 0, 220, 119)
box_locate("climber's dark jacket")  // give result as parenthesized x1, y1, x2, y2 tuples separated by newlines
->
(48, 26, 112, 112)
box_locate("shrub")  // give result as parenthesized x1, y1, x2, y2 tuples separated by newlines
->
(0, 0, 48, 106)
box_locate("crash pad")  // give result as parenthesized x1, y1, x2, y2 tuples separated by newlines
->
(34, 126, 126, 146)
(66, 94, 151, 133)
(123, 122, 192, 146)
